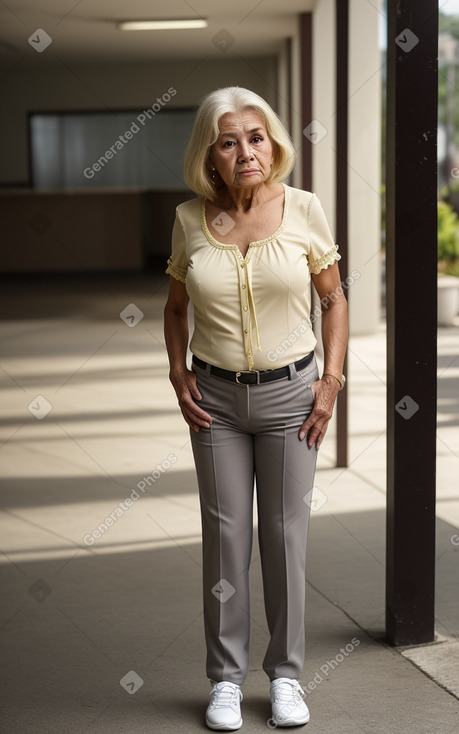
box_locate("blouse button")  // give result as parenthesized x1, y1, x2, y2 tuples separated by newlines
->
(244, 329, 248, 334)
(241, 284, 246, 289)
(243, 306, 248, 312)
(240, 262, 245, 268)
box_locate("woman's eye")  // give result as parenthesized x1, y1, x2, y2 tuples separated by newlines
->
(252, 136, 262, 143)
(223, 141, 235, 147)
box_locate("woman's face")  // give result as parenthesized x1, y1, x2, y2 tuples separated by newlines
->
(210, 109, 273, 190)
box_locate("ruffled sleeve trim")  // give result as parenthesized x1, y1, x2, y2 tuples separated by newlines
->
(308, 245, 341, 275)
(165, 258, 187, 283)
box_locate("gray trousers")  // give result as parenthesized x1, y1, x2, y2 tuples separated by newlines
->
(190, 355, 319, 685)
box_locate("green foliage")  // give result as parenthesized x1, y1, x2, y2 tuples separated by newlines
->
(438, 201, 459, 261)
(380, 184, 386, 233)
(439, 182, 459, 201)
(442, 259, 459, 277)
(438, 12, 459, 143)
(439, 11, 459, 37)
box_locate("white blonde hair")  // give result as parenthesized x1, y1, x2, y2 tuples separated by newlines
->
(184, 87, 296, 200)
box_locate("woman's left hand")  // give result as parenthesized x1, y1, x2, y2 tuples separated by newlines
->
(298, 377, 340, 449)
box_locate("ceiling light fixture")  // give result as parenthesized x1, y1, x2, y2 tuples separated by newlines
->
(117, 19, 208, 31)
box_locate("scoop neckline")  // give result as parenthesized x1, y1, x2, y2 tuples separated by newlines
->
(201, 182, 290, 251)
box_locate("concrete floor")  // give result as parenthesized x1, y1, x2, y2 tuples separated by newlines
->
(0, 273, 458, 733)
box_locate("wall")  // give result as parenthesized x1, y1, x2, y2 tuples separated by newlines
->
(277, 39, 291, 137)
(2, 27, 381, 321)
(0, 189, 143, 272)
(312, 0, 336, 232)
(1, 57, 277, 186)
(289, 21, 303, 190)
(348, 0, 382, 334)
(312, 0, 381, 335)
(0, 56, 277, 272)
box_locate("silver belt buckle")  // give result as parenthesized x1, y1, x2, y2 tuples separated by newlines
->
(235, 369, 261, 385)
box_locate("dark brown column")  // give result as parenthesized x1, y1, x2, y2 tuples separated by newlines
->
(300, 13, 312, 192)
(286, 37, 293, 137)
(335, 0, 349, 468)
(386, 0, 438, 645)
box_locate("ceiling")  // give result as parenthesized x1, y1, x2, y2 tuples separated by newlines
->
(0, 0, 316, 66)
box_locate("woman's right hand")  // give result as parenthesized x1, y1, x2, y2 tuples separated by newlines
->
(169, 368, 213, 432)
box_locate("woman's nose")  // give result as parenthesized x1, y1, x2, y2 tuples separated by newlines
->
(237, 141, 253, 162)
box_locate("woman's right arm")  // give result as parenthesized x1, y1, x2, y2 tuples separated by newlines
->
(164, 277, 213, 432)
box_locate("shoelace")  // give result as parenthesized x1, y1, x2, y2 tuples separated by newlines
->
(209, 684, 242, 709)
(271, 680, 305, 704)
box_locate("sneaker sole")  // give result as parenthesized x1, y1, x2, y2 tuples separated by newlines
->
(272, 714, 310, 726)
(205, 717, 243, 731)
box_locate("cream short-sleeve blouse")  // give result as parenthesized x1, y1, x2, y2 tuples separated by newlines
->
(166, 184, 340, 371)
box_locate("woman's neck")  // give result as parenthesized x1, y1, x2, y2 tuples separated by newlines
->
(213, 182, 269, 213)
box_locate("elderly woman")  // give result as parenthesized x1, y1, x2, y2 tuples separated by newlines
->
(164, 87, 347, 730)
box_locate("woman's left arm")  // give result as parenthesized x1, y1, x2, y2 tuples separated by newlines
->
(299, 262, 348, 449)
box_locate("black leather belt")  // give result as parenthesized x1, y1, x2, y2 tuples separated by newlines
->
(192, 352, 314, 385)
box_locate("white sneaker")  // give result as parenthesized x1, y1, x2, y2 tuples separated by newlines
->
(206, 681, 243, 731)
(269, 677, 310, 727)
